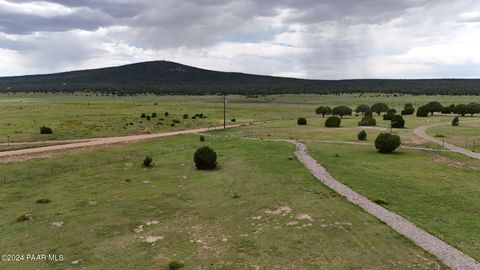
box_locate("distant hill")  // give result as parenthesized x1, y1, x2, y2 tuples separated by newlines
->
(0, 61, 480, 95)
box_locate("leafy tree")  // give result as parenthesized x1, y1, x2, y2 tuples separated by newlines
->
(453, 104, 467, 116)
(297, 117, 307, 125)
(387, 108, 397, 114)
(355, 104, 371, 115)
(452, 116, 459, 126)
(315, 106, 332, 117)
(441, 104, 455, 114)
(401, 103, 415, 115)
(332, 106, 352, 118)
(375, 133, 401, 153)
(325, 116, 341, 127)
(358, 114, 376, 126)
(383, 112, 395, 121)
(391, 115, 405, 128)
(416, 105, 429, 117)
(371, 103, 389, 115)
(466, 102, 480, 116)
(357, 130, 367, 140)
(194, 146, 217, 170)
(425, 101, 443, 115)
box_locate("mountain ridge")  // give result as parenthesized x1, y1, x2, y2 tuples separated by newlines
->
(1, 60, 479, 95)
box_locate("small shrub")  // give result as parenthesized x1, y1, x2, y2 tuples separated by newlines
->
(16, 214, 32, 222)
(35, 198, 51, 204)
(143, 156, 153, 167)
(452, 116, 459, 126)
(151, 112, 157, 118)
(171, 123, 175, 127)
(194, 146, 217, 170)
(375, 133, 401, 153)
(231, 118, 236, 122)
(129, 122, 134, 125)
(164, 112, 169, 117)
(357, 130, 367, 141)
(183, 114, 189, 119)
(297, 117, 307, 125)
(391, 115, 405, 128)
(435, 134, 445, 138)
(200, 135, 205, 142)
(173, 119, 181, 124)
(146, 116, 151, 121)
(325, 116, 341, 127)
(140, 113, 146, 118)
(40, 126, 53, 134)
(192, 116, 196, 119)
(358, 115, 376, 126)
(168, 261, 184, 270)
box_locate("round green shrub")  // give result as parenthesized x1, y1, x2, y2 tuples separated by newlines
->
(143, 156, 153, 167)
(416, 105, 429, 117)
(357, 130, 367, 141)
(375, 133, 401, 153)
(297, 117, 307, 125)
(200, 135, 205, 142)
(358, 115, 376, 126)
(325, 116, 341, 127)
(391, 115, 405, 128)
(151, 112, 157, 118)
(452, 116, 459, 126)
(183, 114, 189, 119)
(40, 126, 53, 134)
(194, 146, 217, 170)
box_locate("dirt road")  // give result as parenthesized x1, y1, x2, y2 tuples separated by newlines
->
(0, 125, 237, 163)
(414, 124, 480, 160)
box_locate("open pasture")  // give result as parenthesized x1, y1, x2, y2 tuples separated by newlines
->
(0, 135, 446, 269)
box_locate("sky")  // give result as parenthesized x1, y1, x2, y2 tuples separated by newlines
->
(0, 0, 480, 79)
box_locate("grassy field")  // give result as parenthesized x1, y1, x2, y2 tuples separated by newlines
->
(0, 93, 478, 143)
(307, 143, 480, 260)
(0, 135, 446, 269)
(427, 121, 480, 152)
(210, 114, 468, 149)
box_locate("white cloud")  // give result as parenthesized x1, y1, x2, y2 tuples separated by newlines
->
(0, 0, 74, 17)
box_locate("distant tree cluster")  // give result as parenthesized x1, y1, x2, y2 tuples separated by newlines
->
(416, 102, 480, 117)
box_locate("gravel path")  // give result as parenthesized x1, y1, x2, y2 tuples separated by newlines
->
(291, 141, 480, 270)
(0, 125, 238, 163)
(415, 124, 480, 160)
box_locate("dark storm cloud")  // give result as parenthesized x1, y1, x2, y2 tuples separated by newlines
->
(0, 0, 479, 78)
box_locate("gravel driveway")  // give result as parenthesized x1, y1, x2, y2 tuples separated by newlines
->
(291, 140, 479, 270)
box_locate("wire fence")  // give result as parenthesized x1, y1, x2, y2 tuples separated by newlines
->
(0, 141, 215, 185)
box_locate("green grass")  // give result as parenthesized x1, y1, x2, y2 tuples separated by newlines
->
(427, 120, 480, 152)
(0, 93, 476, 144)
(308, 142, 480, 260)
(210, 114, 457, 149)
(0, 135, 445, 269)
